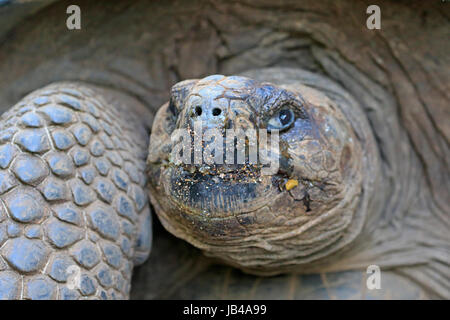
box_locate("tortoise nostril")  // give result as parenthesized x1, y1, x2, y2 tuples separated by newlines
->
(194, 106, 202, 116)
(212, 108, 222, 116)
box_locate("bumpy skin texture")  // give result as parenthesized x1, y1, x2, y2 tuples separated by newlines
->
(0, 0, 447, 300)
(147, 74, 371, 275)
(0, 82, 152, 299)
(146, 70, 448, 299)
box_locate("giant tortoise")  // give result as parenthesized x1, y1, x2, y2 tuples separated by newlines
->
(0, 0, 448, 299)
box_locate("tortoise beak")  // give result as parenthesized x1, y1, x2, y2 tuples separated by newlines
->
(160, 165, 280, 218)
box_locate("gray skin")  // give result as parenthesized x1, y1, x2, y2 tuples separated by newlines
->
(147, 74, 366, 275)
(0, 0, 448, 300)
(0, 83, 153, 299)
(144, 70, 449, 299)
(0, 70, 447, 300)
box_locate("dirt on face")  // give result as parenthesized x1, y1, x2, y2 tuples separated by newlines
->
(0, 0, 448, 300)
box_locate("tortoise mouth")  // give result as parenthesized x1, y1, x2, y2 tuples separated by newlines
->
(160, 164, 282, 218)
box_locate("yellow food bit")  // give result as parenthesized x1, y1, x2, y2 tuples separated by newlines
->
(285, 179, 298, 191)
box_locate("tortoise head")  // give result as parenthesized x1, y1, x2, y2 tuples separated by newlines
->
(147, 75, 363, 274)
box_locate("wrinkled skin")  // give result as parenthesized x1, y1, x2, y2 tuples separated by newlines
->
(0, 83, 153, 299)
(147, 75, 365, 274)
(0, 0, 448, 300)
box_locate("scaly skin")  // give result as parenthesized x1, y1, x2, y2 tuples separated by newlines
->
(146, 70, 448, 299)
(0, 83, 152, 299)
(147, 74, 372, 275)
(0, 0, 447, 300)
(0, 73, 447, 299)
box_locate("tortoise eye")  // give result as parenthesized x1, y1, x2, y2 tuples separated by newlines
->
(267, 108, 295, 131)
